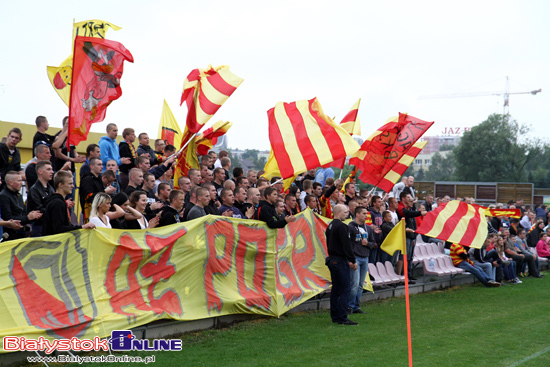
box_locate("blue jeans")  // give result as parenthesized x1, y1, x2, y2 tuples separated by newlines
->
(327, 256, 351, 323)
(456, 261, 493, 286)
(348, 256, 369, 311)
(368, 247, 379, 264)
(473, 261, 493, 279)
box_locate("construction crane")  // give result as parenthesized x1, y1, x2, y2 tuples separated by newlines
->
(418, 76, 541, 114)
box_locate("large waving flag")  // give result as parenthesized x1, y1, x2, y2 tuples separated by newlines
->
(180, 65, 243, 134)
(158, 100, 183, 150)
(350, 113, 433, 190)
(195, 120, 232, 156)
(376, 140, 428, 193)
(47, 20, 121, 106)
(268, 97, 360, 180)
(416, 200, 488, 249)
(68, 36, 133, 147)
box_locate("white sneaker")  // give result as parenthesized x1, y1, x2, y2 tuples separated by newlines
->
(515, 277, 523, 284)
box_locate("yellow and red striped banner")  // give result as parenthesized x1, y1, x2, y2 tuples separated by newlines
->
(483, 208, 522, 219)
(350, 113, 433, 188)
(268, 97, 360, 180)
(416, 200, 487, 249)
(195, 120, 232, 156)
(339, 98, 361, 136)
(375, 140, 427, 193)
(180, 65, 243, 134)
(324, 99, 362, 170)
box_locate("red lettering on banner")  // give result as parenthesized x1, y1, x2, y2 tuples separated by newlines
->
(141, 228, 187, 316)
(287, 217, 329, 290)
(204, 220, 236, 312)
(105, 235, 151, 320)
(235, 224, 270, 310)
(276, 231, 304, 305)
(11, 257, 92, 338)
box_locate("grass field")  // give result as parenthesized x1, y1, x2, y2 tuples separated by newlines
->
(25, 272, 550, 367)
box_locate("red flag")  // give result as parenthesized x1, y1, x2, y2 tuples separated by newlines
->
(68, 36, 133, 147)
(350, 113, 433, 188)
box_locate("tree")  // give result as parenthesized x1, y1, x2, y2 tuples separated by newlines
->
(453, 114, 541, 182)
(424, 151, 456, 181)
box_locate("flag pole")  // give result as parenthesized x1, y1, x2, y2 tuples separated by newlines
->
(173, 132, 198, 159)
(402, 219, 413, 367)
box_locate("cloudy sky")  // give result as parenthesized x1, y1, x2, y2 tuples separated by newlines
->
(1, 0, 548, 150)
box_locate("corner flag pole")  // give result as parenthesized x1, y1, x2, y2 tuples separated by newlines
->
(402, 219, 413, 367)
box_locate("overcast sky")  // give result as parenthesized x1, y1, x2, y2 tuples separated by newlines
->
(1, 0, 548, 150)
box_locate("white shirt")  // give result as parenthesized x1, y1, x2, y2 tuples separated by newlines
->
(90, 216, 111, 229)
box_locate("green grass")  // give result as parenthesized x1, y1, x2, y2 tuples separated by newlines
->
(25, 272, 550, 367)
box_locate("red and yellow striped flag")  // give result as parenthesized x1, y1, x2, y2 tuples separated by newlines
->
(416, 200, 488, 249)
(158, 100, 183, 150)
(173, 127, 199, 188)
(375, 140, 427, 193)
(180, 65, 243, 134)
(324, 99, 362, 170)
(195, 121, 232, 156)
(350, 113, 433, 189)
(268, 97, 360, 180)
(484, 208, 521, 219)
(339, 98, 361, 136)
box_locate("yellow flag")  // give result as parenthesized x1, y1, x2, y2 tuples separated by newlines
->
(380, 218, 407, 256)
(47, 55, 73, 106)
(158, 100, 183, 150)
(262, 150, 298, 191)
(47, 20, 121, 106)
(72, 19, 122, 39)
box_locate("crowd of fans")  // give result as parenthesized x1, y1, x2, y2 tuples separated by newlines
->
(0, 117, 547, 303)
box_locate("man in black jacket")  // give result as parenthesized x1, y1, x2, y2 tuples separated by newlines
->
(118, 127, 137, 190)
(255, 187, 296, 228)
(158, 190, 185, 227)
(80, 158, 115, 222)
(0, 128, 24, 187)
(326, 204, 357, 325)
(43, 171, 95, 236)
(136, 133, 157, 167)
(0, 171, 42, 240)
(27, 160, 55, 237)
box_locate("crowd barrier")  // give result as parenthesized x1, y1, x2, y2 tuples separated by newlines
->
(0, 209, 340, 353)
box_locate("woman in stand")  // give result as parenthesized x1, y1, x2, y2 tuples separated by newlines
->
(89, 193, 112, 229)
(126, 191, 159, 229)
